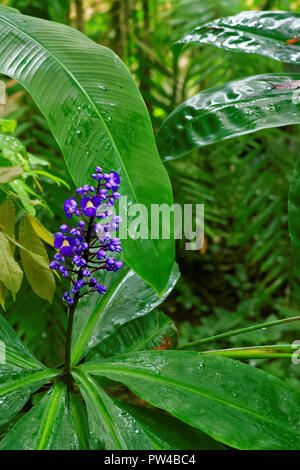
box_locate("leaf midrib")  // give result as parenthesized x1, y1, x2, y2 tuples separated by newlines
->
(37, 384, 64, 450)
(80, 362, 300, 438)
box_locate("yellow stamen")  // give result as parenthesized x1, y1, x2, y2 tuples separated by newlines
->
(86, 200, 94, 208)
(62, 240, 70, 246)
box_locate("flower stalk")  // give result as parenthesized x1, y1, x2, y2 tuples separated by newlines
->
(49, 166, 123, 375)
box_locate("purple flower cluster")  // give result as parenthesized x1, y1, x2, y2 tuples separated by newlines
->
(49, 167, 123, 304)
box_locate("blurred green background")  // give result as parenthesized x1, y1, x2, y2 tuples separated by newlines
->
(1, 0, 300, 389)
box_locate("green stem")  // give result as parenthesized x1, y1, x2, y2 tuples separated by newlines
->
(63, 294, 79, 375)
(177, 316, 300, 350)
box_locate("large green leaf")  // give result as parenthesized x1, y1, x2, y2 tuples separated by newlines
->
(86, 310, 177, 361)
(175, 11, 300, 64)
(79, 351, 300, 450)
(73, 370, 153, 450)
(117, 401, 224, 450)
(0, 383, 89, 450)
(0, 367, 58, 426)
(0, 312, 43, 369)
(71, 262, 180, 365)
(157, 74, 300, 161)
(73, 369, 223, 450)
(0, 6, 174, 295)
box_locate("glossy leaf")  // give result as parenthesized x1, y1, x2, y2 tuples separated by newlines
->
(87, 310, 177, 361)
(73, 370, 154, 450)
(0, 232, 22, 299)
(117, 401, 225, 450)
(0, 165, 22, 183)
(0, 368, 58, 426)
(0, 312, 43, 369)
(18, 215, 55, 301)
(0, 7, 174, 295)
(157, 74, 300, 161)
(0, 383, 89, 450)
(71, 262, 180, 365)
(74, 369, 223, 450)
(175, 11, 300, 64)
(80, 351, 300, 450)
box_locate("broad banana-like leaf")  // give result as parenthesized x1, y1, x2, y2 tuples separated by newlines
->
(80, 351, 300, 450)
(0, 6, 174, 295)
(73, 369, 223, 450)
(157, 74, 300, 161)
(175, 11, 300, 64)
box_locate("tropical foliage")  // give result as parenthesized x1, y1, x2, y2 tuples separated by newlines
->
(1, 0, 300, 451)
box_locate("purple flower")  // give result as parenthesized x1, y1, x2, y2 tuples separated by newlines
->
(64, 198, 78, 218)
(82, 269, 91, 277)
(54, 232, 64, 248)
(72, 255, 81, 266)
(71, 279, 85, 294)
(55, 235, 77, 256)
(51, 165, 122, 305)
(96, 249, 106, 260)
(103, 171, 120, 191)
(60, 224, 68, 233)
(49, 260, 58, 270)
(95, 284, 106, 294)
(80, 196, 102, 217)
(63, 292, 74, 304)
